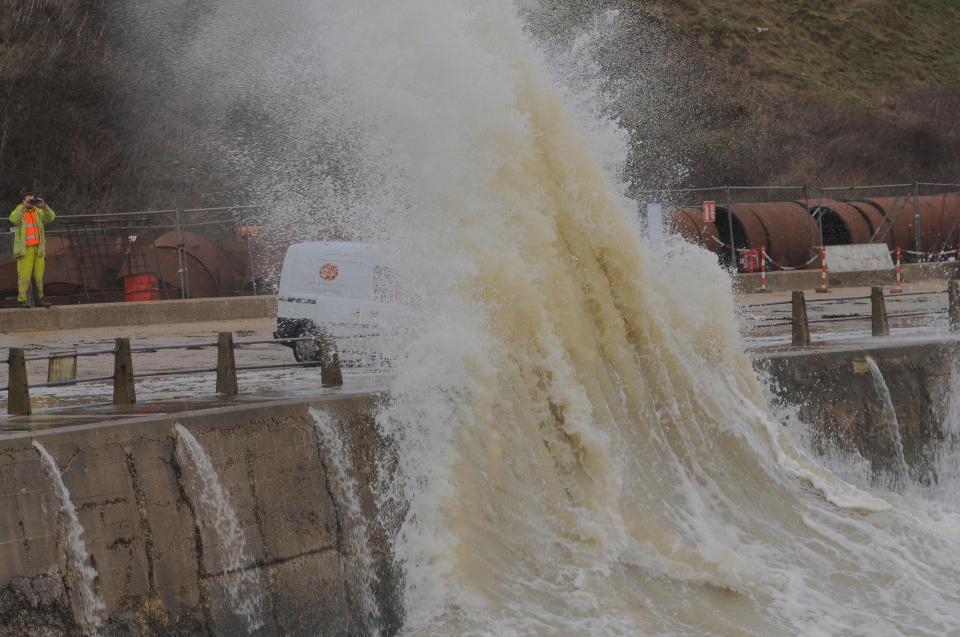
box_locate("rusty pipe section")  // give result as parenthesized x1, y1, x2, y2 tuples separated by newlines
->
(667, 194, 960, 268)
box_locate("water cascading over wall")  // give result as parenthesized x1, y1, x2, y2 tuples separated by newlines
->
(298, 1, 960, 634)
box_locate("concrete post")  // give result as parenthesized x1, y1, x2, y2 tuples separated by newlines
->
(47, 350, 78, 383)
(216, 332, 238, 397)
(950, 280, 960, 333)
(871, 286, 890, 337)
(792, 291, 811, 347)
(318, 336, 344, 388)
(113, 338, 136, 406)
(7, 348, 31, 416)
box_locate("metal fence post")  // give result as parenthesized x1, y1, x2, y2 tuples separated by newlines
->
(792, 291, 811, 346)
(871, 287, 890, 337)
(725, 186, 735, 269)
(7, 348, 31, 416)
(950, 280, 960, 333)
(246, 235, 258, 296)
(914, 181, 922, 257)
(175, 207, 188, 299)
(216, 332, 238, 396)
(113, 337, 136, 406)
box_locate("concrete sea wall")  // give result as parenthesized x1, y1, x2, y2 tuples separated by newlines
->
(2, 338, 958, 634)
(0, 395, 400, 636)
(756, 339, 958, 478)
(0, 296, 277, 334)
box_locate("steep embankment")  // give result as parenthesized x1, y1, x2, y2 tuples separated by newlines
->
(643, 0, 960, 186)
(0, 1, 119, 210)
(0, 1, 958, 211)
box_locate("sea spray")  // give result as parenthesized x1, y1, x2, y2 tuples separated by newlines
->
(32, 440, 105, 634)
(173, 424, 265, 634)
(865, 356, 910, 480)
(133, 0, 960, 633)
(309, 407, 382, 635)
(312, 1, 960, 634)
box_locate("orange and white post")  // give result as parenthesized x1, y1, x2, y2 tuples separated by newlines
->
(760, 246, 768, 293)
(891, 246, 903, 294)
(816, 246, 830, 293)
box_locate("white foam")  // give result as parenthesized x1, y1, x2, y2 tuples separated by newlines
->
(32, 440, 105, 635)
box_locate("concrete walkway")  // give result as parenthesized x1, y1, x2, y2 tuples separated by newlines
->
(0, 295, 276, 333)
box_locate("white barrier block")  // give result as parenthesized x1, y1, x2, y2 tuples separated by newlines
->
(822, 244, 894, 273)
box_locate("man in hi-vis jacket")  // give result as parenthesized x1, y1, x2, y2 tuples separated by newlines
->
(9, 193, 55, 308)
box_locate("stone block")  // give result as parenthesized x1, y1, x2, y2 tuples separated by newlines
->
(249, 416, 337, 562)
(200, 566, 278, 637)
(263, 551, 354, 637)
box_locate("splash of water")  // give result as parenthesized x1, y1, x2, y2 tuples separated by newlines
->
(32, 440, 105, 635)
(173, 424, 265, 634)
(309, 407, 382, 634)
(314, 2, 960, 635)
(123, 0, 960, 633)
(865, 356, 910, 480)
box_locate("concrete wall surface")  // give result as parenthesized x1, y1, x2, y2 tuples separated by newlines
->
(0, 395, 400, 636)
(755, 339, 958, 479)
(0, 296, 277, 334)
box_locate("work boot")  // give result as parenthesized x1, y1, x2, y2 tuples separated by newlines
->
(18, 301, 30, 309)
(38, 299, 52, 308)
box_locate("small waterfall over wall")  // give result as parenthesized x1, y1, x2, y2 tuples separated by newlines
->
(865, 356, 910, 481)
(173, 423, 266, 635)
(309, 406, 382, 635)
(32, 440, 105, 635)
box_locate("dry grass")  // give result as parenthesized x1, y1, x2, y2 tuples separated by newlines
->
(631, 0, 960, 188)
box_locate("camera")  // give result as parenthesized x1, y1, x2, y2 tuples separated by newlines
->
(28, 197, 43, 208)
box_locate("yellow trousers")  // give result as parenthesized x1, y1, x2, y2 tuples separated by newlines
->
(16, 246, 45, 303)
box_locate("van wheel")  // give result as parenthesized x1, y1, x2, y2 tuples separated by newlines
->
(293, 338, 321, 363)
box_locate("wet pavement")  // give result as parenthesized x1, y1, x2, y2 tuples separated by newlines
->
(1, 280, 955, 434)
(737, 280, 952, 349)
(0, 318, 389, 434)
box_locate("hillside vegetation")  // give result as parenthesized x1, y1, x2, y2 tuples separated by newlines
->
(0, 1, 958, 213)
(642, 0, 960, 187)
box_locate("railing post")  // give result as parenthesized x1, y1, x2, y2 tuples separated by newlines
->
(318, 335, 344, 388)
(47, 349, 78, 383)
(871, 286, 890, 337)
(216, 332, 238, 397)
(792, 291, 811, 346)
(7, 348, 31, 416)
(113, 338, 136, 406)
(950, 280, 960, 333)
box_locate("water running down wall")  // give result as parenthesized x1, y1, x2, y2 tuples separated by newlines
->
(0, 397, 400, 635)
(173, 424, 266, 635)
(31, 441, 105, 634)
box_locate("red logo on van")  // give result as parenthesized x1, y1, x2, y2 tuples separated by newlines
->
(319, 263, 339, 281)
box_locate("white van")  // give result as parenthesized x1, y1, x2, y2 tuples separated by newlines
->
(275, 242, 400, 364)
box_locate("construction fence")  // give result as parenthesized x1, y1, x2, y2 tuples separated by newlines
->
(0, 205, 269, 307)
(637, 181, 960, 272)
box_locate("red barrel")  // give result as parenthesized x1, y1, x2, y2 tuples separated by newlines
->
(123, 274, 159, 302)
